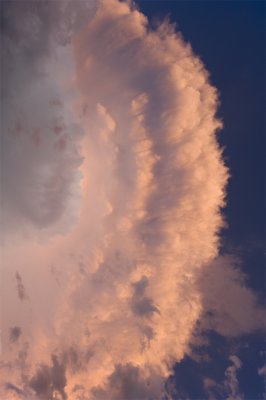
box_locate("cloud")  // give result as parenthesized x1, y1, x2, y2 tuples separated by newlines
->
(258, 364, 266, 377)
(131, 277, 159, 318)
(224, 356, 243, 400)
(0, 0, 97, 239)
(5, 382, 25, 397)
(0, 0, 264, 399)
(91, 363, 166, 400)
(204, 355, 243, 400)
(258, 363, 266, 400)
(15, 272, 28, 302)
(29, 355, 67, 400)
(9, 326, 22, 343)
(197, 254, 265, 336)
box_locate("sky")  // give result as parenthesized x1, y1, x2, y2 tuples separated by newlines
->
(0, 1, 265, 400)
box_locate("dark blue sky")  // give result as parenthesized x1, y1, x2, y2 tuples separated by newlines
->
(136, 1, 265, 398)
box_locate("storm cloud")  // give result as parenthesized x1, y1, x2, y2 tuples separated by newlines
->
(0, 1, 264, 399)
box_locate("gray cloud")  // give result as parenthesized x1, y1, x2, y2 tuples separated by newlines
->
(131, 277, 159, 318)
(92, 363, 166, 400)
(1, 0, 97, 239)
(29, 355, 67, 400)
(9, 326, 22, 343)
(15, 272, 28, 301)
(5, 382, 25, 397)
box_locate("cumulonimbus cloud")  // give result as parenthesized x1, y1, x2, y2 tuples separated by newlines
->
(0, 1, 264, 399)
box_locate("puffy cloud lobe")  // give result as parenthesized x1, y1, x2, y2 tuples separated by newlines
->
(198, 255, 265, 336)
(0, 0, 264, 399)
